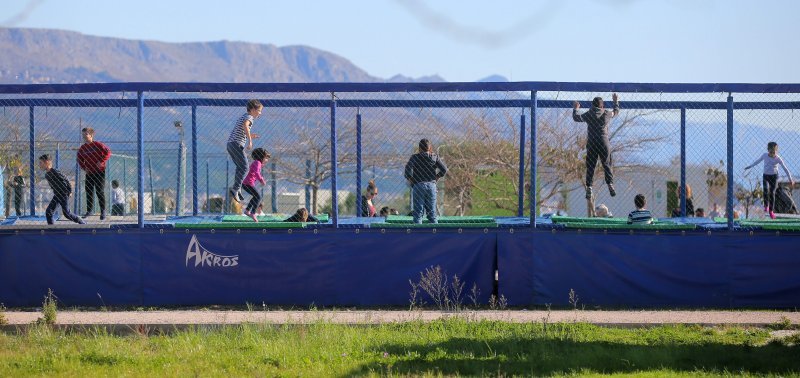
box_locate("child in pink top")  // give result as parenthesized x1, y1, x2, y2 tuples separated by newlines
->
(241, 148, 271, 222)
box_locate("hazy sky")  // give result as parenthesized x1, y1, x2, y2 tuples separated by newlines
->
(3, 0, 798, 83)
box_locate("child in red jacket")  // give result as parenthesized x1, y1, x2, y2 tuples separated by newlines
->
(77, 127, 111, 220)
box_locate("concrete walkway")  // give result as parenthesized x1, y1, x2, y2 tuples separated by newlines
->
(4, 310, 799, 327)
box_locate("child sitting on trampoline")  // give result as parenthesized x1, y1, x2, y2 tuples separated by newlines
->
(39, 154, 85, 225)
(744, 141, 795, 219)
(627, 194, 653, 225)
(241, 148, 270, 222)
(284, 208, 319, 223)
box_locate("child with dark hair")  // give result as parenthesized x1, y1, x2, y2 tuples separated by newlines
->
(228, 99, 264, 203)
(111, 179, 125, 216)
(39, 154, 84, 225)
(627, 193, 653, 225)
(284, 207, 319, 223)
(241, 147, 270, 222)
(10, 166, 25, 216)
(361, 180, 378, 217)
(744, 141, 795, 219)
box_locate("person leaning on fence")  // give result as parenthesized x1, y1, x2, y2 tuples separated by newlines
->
(627, 193, 653, 225)
(111, 180, 125, 216)
(39, 154, 85, 225)
(227, 99, 263, 204)
(77, 127, 111, 220)
(744, 141, 795, 219)
(573, 93, 619, 200)
(671, 184, 694, 217)
(284, 207, 318, 223)
(241, 148, 270, 222)
(404, 138, 448, 224)
(11, 166, 25, 216)
(360, 180, 378, 217)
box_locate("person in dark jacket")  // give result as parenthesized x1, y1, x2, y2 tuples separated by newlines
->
(39, 154, 84, 225)
(573, 93, 619, 200)
(360, 180, 378, 217)
(10, 166, 25, 216)
(77, 127, 111, 219)
(404, 139, 447, 224)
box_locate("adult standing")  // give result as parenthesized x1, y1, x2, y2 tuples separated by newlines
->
(77, 127, 111, 220)
(404, 139, 447, 224)
(573, 93, 620, 200)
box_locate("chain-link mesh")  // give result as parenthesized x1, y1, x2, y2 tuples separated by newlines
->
(1, 87, 798, 225)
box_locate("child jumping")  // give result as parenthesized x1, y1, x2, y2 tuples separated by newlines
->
(744, 141, 795, 219)
(228, 99, 263, 204)
(627, 193, 653, 225)
(241, 148, 270, 222)
(39, 154, 85, 225)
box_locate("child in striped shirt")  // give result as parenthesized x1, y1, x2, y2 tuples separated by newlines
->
(627, 194, 653, 225)
(227, 99, 263, 204)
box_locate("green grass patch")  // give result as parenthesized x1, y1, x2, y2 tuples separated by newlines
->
(0, 319, 798, 376)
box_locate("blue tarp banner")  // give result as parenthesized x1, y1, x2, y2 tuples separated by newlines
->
(0, 234, 141, 307)
(529, 233, 732, 308)
(497, 232, 534, 306)
(2, 230, 799, 308)
(140, 231, 496, 307)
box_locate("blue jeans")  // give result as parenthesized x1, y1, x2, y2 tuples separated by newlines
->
(226, 142, 247, 192)
(412, 182, 437, 224)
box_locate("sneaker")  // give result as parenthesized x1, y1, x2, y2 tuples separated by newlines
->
(769, 210, 776, 219)
(76, 217, 86, 225)
(82, 212, 92, 218)
(229, 189, 242, 204)
(585, 186, 593, 199)
(100, 212, 106, 221)
(608, 183, 616, 197)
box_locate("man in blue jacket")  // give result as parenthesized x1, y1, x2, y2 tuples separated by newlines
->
(404, 139, 448, 224)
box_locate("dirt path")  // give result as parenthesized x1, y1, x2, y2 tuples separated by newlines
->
(4, 310, 799, 327)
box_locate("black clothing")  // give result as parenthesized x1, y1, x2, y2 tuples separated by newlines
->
(241, 184, 261, 214)
(671, 197, 695, 217)
(85, 170, 106, 214)
(12, 175, 24, 216)
(284, 213, 319, 223)
(404, 152, 448, 185)
(360, 195, 376, 217)
(44, 168, 81, 225)
(45, 168, 72, 195)
(111, 203, 125, 216)
(763, 174, 778, 211)
(573, 105, 619, 186)
(46, 192, 82, 225)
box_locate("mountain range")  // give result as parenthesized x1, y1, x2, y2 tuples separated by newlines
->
(0, 27, 504, 84)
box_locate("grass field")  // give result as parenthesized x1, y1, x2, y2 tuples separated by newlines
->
(0, 318, 798, 377)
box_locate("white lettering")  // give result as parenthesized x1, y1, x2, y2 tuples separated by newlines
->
(185, 235, 240, 269)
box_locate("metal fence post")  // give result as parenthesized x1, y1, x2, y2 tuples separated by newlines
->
(356, 110, 362, 216)
(137, 91, 144, 228)
(530, 91, 538, 227)
(224, 160, 229, 215)
(175, 140, 182, 217)
(148, 158, 155, 216)
(726, 93, 734, 231)
(205, 160, 209, 214)
(191, 105, 198, 216)
(270, 161, 277, 213)
(518, 112, 526, 217)
(680, 107, 687, 217)
(330, 93, 338, 227)
(28, 106, 35, 216)
(305, 159, 311, 210)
